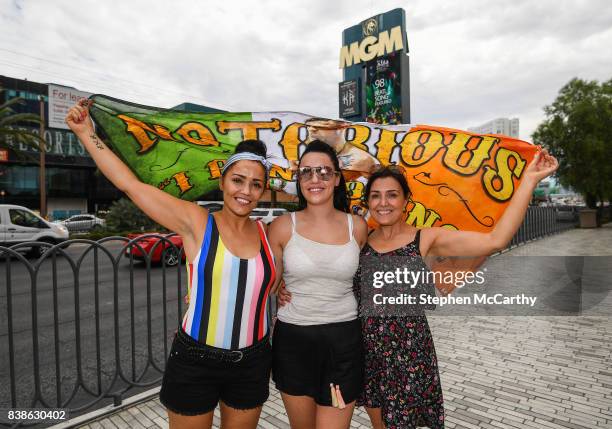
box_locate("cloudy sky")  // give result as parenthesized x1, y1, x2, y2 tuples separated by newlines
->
(1, 0, 611, 140)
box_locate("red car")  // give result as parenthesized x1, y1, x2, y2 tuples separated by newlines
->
(124, 233, 185, 266)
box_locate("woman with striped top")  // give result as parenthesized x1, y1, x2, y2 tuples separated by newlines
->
(181, 208, 275, 349)
(66, 100, 276, 429)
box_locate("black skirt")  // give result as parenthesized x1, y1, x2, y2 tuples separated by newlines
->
(272, 318, 364, 406)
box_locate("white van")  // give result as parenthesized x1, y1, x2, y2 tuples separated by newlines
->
(0, 204, 69, 257)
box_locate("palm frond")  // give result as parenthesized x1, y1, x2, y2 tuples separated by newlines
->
(0, 87, 46, 156)
(0, 112, 42, 127)
(0, 96, 26, 112)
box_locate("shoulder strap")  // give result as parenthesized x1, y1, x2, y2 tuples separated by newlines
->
(255, 220, 275, 265)
(347, 213, 354, 240)
(255, 220, 266, 239)
(204, 212, 215, 241)
(290, 212, 296, 233)
(415, 229, 422, 253)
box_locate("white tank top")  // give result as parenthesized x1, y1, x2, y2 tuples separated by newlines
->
(277, 212, 360, 325)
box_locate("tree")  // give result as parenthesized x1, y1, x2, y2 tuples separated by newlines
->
(0, 87, 46, 156)
(105, 198, 166, 232)
(532, 78, 612, 209)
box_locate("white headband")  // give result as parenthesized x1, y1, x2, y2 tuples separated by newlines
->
(221, 152, 273, 175)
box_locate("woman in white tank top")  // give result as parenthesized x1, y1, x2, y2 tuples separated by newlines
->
(268, 140, 368, 429)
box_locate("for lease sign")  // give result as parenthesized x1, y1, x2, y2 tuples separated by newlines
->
(48, 84, 91, 129)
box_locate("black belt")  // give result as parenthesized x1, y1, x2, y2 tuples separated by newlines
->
(175, 328, 270, 363)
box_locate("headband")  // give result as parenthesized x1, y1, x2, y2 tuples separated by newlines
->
(221, 152, 273, 175)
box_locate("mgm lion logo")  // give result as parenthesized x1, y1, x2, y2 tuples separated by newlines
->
(362, 18, 378, 37)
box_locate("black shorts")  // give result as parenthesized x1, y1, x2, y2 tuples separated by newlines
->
(159, 328, 273, 415)
(272, 318, 364, 406)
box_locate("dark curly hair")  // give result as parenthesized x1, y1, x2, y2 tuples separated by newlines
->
(364, 166, 411, 205)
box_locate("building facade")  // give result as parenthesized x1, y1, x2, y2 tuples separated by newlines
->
(0, 75, 227, 219)
(0, 75, 126, 219)
(467, 117, 519, 138)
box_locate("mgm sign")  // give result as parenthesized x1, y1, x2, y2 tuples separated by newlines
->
(338, 9, 410, 125)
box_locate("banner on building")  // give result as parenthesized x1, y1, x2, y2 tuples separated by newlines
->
(89, 94, 538, 233)
(48, 85, 92, 130)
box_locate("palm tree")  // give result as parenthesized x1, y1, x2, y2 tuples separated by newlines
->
(0, 86, 46, 156)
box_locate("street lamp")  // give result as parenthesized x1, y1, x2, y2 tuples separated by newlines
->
(0, 190, 5, 203)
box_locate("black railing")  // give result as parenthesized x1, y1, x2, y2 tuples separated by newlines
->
(0, 235, 203, 428)
(0, 206, 578, 427)
(508, 205, 578, 248)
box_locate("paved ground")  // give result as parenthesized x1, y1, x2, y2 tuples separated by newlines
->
(75, 225, 612, 429)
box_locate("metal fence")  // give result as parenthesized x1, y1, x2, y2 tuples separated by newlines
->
(0, 206, 579, 427)
(508, 205, 578, 248)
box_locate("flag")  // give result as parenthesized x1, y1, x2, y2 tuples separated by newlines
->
(89, 94, 538, 233)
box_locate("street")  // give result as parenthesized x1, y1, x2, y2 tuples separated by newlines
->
(0, 240, 187, 413)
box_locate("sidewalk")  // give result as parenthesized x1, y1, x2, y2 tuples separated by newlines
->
(75, 225, 612, 429)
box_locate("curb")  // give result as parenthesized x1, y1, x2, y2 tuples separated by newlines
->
(48, 387, 161, 429)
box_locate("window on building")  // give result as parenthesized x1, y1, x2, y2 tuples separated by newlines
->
(47, 167, 88, 196)
(1, 165, 38, 195)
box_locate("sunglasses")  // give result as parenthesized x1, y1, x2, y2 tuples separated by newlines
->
(296, 166, 339, 181)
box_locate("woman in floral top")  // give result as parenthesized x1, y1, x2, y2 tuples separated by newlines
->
(354, 150, 557, 429)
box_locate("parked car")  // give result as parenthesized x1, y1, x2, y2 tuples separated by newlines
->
(555, 206, 579, 222)
(250, 208, 288, 224)
(124, 232, 185, 266)
(197, 201, 288, 224)
(0, 204, 69, 257)
(123, 205, 288, 265)
(54, 214, 106, 232)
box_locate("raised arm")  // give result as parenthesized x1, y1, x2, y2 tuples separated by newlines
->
(65, 100, 206, 240)
(425, 149, 559, 258)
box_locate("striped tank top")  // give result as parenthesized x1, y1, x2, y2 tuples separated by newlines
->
(181, 213, 276, 349)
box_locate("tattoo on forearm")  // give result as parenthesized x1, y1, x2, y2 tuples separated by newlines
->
(90, 134, 105, 150)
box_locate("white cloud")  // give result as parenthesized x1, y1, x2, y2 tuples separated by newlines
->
(1, 0, 611, 140)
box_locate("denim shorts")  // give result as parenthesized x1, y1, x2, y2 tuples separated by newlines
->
(160, 328, 273, 415)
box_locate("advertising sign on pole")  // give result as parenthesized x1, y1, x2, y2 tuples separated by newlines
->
(340, 8, 410, 123)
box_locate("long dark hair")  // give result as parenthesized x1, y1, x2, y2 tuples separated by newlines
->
(296, 140, 349, 212)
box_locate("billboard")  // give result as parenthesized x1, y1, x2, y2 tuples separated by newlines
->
(340, 8, 410, 123)
(365, 52, 402, 124)
(339, 79, 360, 117)
(48, 84, 91, 130)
